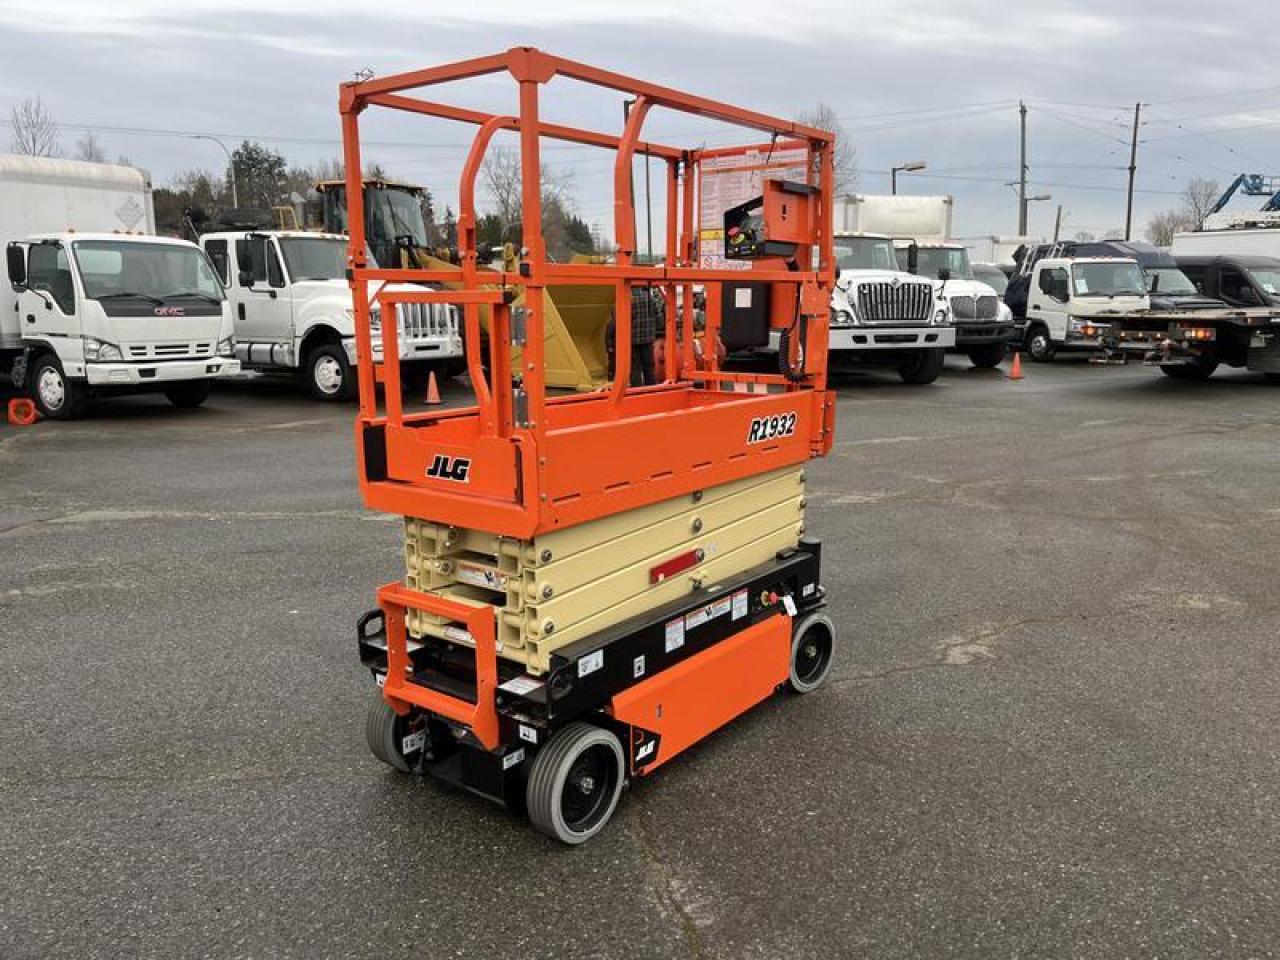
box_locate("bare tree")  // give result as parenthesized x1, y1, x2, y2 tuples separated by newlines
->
(74, 132, 106, 163)
(1072, 230, 1096, 243)
(1181, 177, 1220, 231)
(10, 96, 60, 157)
(481, 147, 574, 245)
(796, 103, 856, 193)
(1145, 210, 1189, 246)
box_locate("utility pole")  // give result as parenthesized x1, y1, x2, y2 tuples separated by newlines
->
(1053, 203, 1063, 242)
(1124, 101, 1142, 241)
(1018, 101, 1028, 235)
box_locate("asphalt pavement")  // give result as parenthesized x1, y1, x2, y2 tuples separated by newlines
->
(2, 358, 1279, 959)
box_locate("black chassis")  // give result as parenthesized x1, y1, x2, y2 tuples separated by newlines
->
(1098, 311, 1280, 369)
(356, 539, 825, 810)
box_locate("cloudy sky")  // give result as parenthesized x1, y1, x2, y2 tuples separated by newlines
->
(3, 0, 1278, 243)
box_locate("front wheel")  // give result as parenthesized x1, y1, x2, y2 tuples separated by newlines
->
(1160, 359, 1218, 381)
(526, 722, 626, 845)
(164, 380, 211, 408)
(967, 342, 1007, 369)
(30, 353, 86, 420)
(897, 347, 945, 385)
(306, 343, 355, 401)
(788, 612, 835, 694)
(1025, 326, 1056, 362)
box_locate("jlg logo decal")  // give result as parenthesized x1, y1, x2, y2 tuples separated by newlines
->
(747, 412, 797, 443)
(426, 454, 471, 482)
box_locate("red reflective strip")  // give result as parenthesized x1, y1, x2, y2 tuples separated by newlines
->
(650, 548, 700, 584)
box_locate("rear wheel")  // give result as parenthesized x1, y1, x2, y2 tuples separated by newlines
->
(306, 343, 354, 401)
(897, 347, 945, 384)
(30, 353, 86, 420)
(967, 342, 1006, 369)
(164, 380, 210, 408)
(526, 722, 625, 845)
(365, 693, 422, 773)
(1025, 325, 1056, 362)
(1160, 359, 1218, 381)
(788, 612, 835, 694)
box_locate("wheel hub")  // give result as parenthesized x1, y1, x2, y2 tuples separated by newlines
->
(314, 356, 343, 394)
(37, 368, 64, 409)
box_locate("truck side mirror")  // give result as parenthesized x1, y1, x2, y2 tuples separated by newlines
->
(6, 244, 26, 287)
(937, 267, 951, 282)
(238, 269, 254, 288)
(907, 243, 919, 275)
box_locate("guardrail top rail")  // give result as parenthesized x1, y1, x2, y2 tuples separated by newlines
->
(341, 47, 837, 539)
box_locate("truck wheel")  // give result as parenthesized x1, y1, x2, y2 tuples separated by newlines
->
(306, 343, 355, 401)
(967, 342, 1006, 369)
(30, 353, 86, 420)
(164, 380, 211, 408)
(1025, 325, 1056, 362)
(1160, 360, 1218, 381)
(897, 347, 945, 384)
(526, 722, 625, 845)
(365, 693, 422, 773)
(788, 611, 835, 694)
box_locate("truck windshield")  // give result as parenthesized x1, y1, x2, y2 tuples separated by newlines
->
(278, 237, 346, 281)
(833, 236, 898, 271)
(1144, 267, 1197, 295)
(73, 240, 224, 302)
(1071, 261, 1145, 297)
(901, 246, 973, 280)
(1247, 267, 1280, 297)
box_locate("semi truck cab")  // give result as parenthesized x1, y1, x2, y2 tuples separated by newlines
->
(895, 241, 1015, 368)
(826, 232, 954, 384)
(200, 231, 462, 400)
(3, 233, 239, 418)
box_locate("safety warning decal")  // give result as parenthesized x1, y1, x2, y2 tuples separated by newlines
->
(731, 589, 749, 621)
(664, 617, 686, 652)
(686, 596, 732, 631)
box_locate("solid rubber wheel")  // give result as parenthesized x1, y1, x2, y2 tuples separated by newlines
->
(968, 342, 1006, 369)
(897, 347, 945, 384)
(1160, 360, 1218, 381)
(788, 611, 835, 694)
(526, 722, 625, 845)
(306, 343, 354, 401)
(30, 354, 85, 420)
(1025, 326, 1056, 362)
(365, 693, 419, 773)
(164, 380, 211, 408)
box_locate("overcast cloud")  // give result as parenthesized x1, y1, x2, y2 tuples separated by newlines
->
(2, 0, 1277, 240)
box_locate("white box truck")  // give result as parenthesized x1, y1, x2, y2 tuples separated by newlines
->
(825, 197, 952, 384)
(199, 230, 461, 400)
(842, 194, 1016, 368)
(0, 155, 238, 418)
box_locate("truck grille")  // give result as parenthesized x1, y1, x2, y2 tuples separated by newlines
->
(951, 295, 999, 321)
(856, 282, 932, 324)
(125, 342, 212, 359)
(396, 302, 458, 340)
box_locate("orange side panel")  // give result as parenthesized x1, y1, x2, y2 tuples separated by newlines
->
(609, 613, 791, 775)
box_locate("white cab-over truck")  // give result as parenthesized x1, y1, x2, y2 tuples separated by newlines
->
(1, 155, 238, 418)
(837, 194, 1013, 368)
(199, 231, 462, 401)
(1017, 256, 1148, 361)
(828, 198, 952, 384)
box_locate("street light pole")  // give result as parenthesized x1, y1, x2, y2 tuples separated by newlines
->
(891, 160, 927, 196)
(191, 134, 238, 208)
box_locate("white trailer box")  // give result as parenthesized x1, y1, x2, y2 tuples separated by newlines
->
(957, 234, 1035, 269)
(1171, 227, 1280, 259)
(833, 194, 953, 245)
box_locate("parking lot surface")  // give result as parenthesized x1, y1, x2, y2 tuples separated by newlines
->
(3, 359, 1279, 959)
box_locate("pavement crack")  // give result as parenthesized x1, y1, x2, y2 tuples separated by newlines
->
(628, 816, 711, 959)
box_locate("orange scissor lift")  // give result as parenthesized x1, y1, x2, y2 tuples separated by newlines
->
(345, 48, 837, 843)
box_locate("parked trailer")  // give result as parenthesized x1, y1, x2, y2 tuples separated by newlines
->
(343, 48, 838, 844)
(0, 155, 238, 418)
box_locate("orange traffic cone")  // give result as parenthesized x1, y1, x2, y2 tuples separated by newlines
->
(7, 397, 38, 425)
(1008, 350, 1024, 381)
(425, 370, 442, 405)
